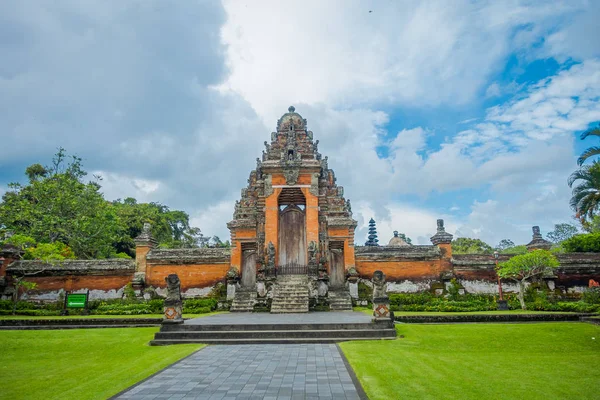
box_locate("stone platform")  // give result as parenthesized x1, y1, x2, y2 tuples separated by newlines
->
(150, 312, 396, 345)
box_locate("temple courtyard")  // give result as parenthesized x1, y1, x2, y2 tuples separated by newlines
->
(1, 319, 599, 400)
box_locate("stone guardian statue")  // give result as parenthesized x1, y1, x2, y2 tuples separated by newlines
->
(163, 274, 183, 324)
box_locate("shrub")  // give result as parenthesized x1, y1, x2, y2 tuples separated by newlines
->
(562, 232, 600, 252)
(183, 298, 218, 312)
(583, 287, 600, 304)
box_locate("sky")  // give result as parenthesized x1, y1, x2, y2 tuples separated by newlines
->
(1, 0, 599, 246)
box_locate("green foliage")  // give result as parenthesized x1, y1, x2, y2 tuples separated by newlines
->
(577, 124, 600, 166)
(495, 239, 514, 251)
(582, 287, 600, 304)
(357, 282, 373, 300)
(123, 283, 136, 300)
(499, 245, 527, 254)
(0, 149, 207, 259)
(112, 198, 205, 257)
(446, 278, 462, 301)
(497, 250, 559, 280)
(581, 215, 600, 233)
(546, 223, 579, 243)
(0, 149, 119, 258)
(562, 232, 600, 252)
(451, 237, 493, 254)
(568, 161, 600, 222)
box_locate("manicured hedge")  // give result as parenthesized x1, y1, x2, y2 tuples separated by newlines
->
(394, 313, 588, 323)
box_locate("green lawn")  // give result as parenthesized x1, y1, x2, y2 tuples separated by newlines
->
(0, 312, 221, 320)
(340, 323, 600, 400)
(353, 307, 581, 315)
(0, 328, 203, 400)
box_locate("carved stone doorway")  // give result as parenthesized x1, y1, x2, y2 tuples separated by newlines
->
(329, 241, 345, 288)
(278, 188, 307, 266)
(241, 243, 257, 288)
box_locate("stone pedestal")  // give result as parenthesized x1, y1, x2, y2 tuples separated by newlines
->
(163, 300, 183, 324)
(372, 298, 391, 319)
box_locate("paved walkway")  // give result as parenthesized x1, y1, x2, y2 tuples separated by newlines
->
(114, 344, 365, 400)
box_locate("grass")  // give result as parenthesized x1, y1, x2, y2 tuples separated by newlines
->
(340, 323, 600, 400)
(353, 307, 581, 315)
(0, 312, 223, 320)
(0, 328, 203, 399)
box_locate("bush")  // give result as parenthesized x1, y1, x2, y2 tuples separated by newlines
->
(183, 298, 218, 312)
(583, 287, 600, 304)
(562, 232, 600, 252)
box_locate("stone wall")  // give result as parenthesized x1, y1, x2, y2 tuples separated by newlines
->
(145, 248, 230, 296)
(3, 259, 135, 301)
(355, 245, 449, 281)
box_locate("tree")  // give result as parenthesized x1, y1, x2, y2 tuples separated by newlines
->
(0, 149, 119, 258)
(577, 124, 600, 166)
(497, 250, 559, 310)
(1, 234, 72, 314)
(581, 215, 600, 233)
(496, 239, 515, 251)
(546, 223, 578, 243)
(568, 162, 600, 222)
(112, 198, 205, 256)
(365, 218, 379, 246)
(209, 236, 230, 248)
(451, 237, 493, 254)
(398, 233, 412, 245)
(562, 232, 600, 253)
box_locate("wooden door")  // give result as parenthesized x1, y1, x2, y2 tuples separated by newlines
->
(241, 249, 257, 288)
(278, 205, 306, 265)
(329, 248, 345, 288)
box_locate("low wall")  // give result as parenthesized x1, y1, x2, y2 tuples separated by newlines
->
(355, 245, 446, 281)
(4, 259, 135, 300)
(145, 248, 231, 296)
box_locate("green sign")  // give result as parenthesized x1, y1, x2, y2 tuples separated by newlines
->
(66, 293, 87, 308)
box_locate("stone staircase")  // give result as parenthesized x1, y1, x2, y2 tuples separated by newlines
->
(230, 288, 257, 312)
(271, 275, 309, 313)
(328, 289, 353, 311)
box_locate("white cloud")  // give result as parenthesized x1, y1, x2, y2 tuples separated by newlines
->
(220, 0, 581, 122)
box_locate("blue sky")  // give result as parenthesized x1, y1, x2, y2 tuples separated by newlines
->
(1, 0, 599, 246)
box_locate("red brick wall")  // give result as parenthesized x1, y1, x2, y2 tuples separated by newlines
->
(146, 264, 229, 290)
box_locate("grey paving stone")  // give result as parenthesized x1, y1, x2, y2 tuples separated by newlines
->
(114, 344, 362, 400)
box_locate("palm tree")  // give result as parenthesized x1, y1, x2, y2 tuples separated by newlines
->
(568, 162, 600, 221)
(577, 124, 600, 166)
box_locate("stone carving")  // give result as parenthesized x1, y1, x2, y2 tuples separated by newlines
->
(264, 174, 274, 197)
(430, 218, 453, 245)
(266, 242, 276, 272)
(163, 274, 183, 324)
(264, 140, 270, 153)
(308, 241, 318, 274)
(346, 199, 352, 215)
(532, 226, 541, 237)
(310, 173, 320, 196)
(372, 270, 387, 300)
(283, 168, 299, 185)
(256, 158, 262, 179)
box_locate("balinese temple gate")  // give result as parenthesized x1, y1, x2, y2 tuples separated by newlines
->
(227, 106, 356, 312)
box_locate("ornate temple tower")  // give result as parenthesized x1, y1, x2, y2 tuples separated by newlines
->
(227, 106, 357, 290)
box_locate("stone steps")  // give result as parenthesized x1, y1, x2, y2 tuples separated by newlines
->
(230, 290, 257, 312)
(271, 274, 309, 313)
(328, 289, 353, 311)
(150, 319, 396, 345)
(150, 336, 397, 345)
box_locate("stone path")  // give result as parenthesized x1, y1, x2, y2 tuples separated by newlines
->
(114, 344, 365, 400)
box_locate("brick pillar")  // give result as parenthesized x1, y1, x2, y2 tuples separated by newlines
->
(264, 188, 281, 263)
(133, 223, 157, 285)
(302, 188, 319, 247)
(430, 219, 454, 275)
